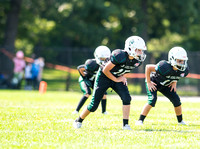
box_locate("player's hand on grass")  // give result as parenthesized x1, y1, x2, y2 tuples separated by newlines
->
(147, 81, 157, 92)
(168, 81, 177, 92)
(117, 76, 127, 86)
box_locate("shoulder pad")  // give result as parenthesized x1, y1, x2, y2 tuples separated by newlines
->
(155, 60, 172, 75)
(110, 49, 127, 65)
(85, 59, 99, 71)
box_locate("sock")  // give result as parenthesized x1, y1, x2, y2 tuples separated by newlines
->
(123, 119, 129, 126)
(177, 114, 183, 122)
(76, 117, 84, 123)
(139, 114, 146, 122)
(76, 96, 88, 111)
(101, 99, 107, 113)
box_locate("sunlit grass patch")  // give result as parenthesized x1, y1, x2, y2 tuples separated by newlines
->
(0, 91, 199, 148)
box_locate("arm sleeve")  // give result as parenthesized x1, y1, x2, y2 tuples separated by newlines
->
(77, 64, 86, 78)
(184, 67, 189, 77)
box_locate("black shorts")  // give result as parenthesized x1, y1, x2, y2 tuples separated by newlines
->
(87, 71, 131, 112)
(146, 82, 181, 107)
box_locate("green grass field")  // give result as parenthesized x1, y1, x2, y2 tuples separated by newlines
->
(0, 90, 199, 148)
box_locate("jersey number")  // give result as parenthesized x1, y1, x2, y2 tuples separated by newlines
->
(113, 69, 130, 76)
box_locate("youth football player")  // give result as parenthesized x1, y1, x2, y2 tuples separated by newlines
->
(72, 46, 111, 114)
(135, 47, 189, 125)
(73, 36, 147, 130)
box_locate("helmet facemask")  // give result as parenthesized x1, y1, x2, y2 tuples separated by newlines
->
(94, 46, 111, 65)
(95, 55, 110, 65)
(170, 57, 187, 71)
(168, 47, 188, 71)
(128, 48, 146, 62)
(135, 49, 146, 62)
(124, 36, 147, 62)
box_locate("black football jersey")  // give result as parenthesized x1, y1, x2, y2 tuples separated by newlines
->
(109, 49, 142, 77)
(151, 60, 189, 86)
(77, 59, 99, 82)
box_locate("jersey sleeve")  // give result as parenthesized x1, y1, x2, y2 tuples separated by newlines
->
(183, 66, 189, 77)
(155, 60, 171, 76)
(110, 49, 127, 65)
(185, 67, 190, 77)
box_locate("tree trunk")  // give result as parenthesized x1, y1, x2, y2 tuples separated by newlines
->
(140, 0, 148, 41)
(1, 0, 22, 79)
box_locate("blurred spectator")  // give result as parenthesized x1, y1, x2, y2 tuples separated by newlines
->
(0, 72, 9, 89)
(11, 51, 26, 89)
(31, 59, 40, 90)
(34, 57, 45, 82)
(24, 62, 33, 90)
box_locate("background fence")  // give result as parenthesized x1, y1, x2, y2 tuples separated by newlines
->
(1, 47, 200, 95)
(38, 47, 200, 95)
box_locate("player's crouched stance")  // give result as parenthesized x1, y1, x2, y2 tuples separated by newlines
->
(72, 46, 111, 115)
(73, 36, 147, 130)
(135, 47, 189, 126)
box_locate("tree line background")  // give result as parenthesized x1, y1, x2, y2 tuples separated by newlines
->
(0, 0, 200, 89)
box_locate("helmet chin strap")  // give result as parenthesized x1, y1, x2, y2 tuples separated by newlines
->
(173, 64, 186, 71)
(173, 59, 187, 71)
(133, 53, 146, 62)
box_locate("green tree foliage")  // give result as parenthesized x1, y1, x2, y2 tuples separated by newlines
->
(0, 0, 22, 76)
(0, 0, 10, 45)
(146, 0, 200, 52)
(1, 0, 200, 57)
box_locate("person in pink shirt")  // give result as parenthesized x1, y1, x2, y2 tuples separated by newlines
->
(11, 51, 26, 89)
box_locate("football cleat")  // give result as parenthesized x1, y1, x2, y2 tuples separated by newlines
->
(72, 111, 79, 114)
(123, 124, 132, 130)
(73, 120, 82, 129)
(178, 120, 187, 125)
(135, 120, 143, 125)
(102, 111, 108, 115)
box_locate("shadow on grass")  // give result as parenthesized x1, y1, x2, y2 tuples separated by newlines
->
(99, 128, 198, 133)
(151, 123, 200, 127)
(134, 122, 200, 133)
(187, 124, 200, 127)
(136, 128, 198, 133)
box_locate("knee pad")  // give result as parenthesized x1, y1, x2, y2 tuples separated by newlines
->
(168, 94, 181, 107)
(86, 89, 91, 95)
(87, 105, 98, 112)
(87, 101, 99, 112)
(148, 95, 157, 107)
(122, 96, 132, 105)
(172, 100, 181, 107)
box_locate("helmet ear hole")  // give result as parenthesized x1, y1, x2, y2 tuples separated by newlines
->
(129, 48, 131, 51)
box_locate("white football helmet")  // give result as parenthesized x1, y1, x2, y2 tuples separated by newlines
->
(124, 36, 147, 61)
(168, 47, 188, 71)
(94, 46, 111, 65)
